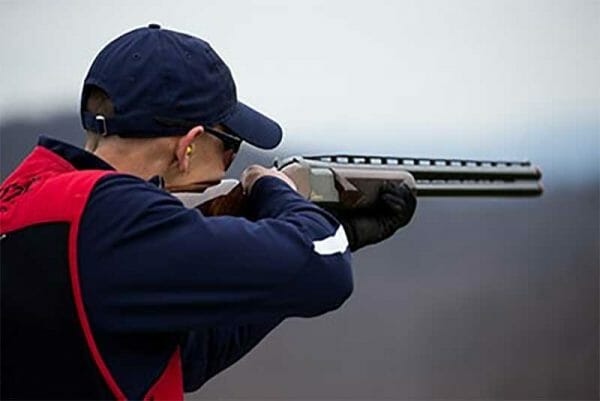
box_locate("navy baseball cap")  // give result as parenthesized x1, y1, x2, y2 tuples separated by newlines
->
(80, 24, 282, 149)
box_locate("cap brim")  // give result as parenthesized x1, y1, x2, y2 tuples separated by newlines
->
(221, 102, 282, 150)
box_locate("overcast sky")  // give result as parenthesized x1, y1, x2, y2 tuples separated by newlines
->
(0, 0, 598, 156)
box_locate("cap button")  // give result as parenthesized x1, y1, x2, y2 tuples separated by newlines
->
(148, 23, 161, 29)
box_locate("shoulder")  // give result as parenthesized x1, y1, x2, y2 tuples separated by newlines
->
(90, 173, 183, 209)
(81, 173, 191, 239)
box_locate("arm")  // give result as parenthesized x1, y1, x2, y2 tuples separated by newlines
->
(78, 174, 353, 333)
(181, 318, 282, 392)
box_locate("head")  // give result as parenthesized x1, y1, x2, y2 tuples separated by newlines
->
(81, 24, 282, 189)
(84, 86, 238, 188)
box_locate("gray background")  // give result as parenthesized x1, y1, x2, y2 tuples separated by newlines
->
(1, 1, 598, 399)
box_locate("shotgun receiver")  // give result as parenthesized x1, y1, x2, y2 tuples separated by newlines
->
(173, 154, 543, 216)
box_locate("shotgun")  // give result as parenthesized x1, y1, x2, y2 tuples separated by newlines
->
(172, 154, 543, 216)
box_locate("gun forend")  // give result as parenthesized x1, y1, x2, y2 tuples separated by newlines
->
(277, 155, 543, 209)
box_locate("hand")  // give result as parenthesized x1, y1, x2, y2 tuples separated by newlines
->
(241, 165, 298, 193)
(329, 181, 417, 252)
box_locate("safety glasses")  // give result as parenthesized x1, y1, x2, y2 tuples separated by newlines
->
(203, 126, 242, 153)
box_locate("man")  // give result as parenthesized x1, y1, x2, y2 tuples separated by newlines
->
(0, 25, 416, 400)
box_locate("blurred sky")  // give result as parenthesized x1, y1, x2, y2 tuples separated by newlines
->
(0, 0, 598, 165)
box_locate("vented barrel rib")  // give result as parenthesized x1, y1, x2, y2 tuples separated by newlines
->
(278, 155, 543, 201)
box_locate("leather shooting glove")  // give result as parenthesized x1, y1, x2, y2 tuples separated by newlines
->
(329, 181, 417, 252)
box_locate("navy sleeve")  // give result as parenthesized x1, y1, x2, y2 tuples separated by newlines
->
(181, 318, 282, 392)
(78, 174, 353, 333)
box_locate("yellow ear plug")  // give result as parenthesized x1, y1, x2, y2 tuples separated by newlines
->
(186, 145, 194, 156)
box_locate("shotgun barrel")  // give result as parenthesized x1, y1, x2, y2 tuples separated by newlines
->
(277, 155, 543, 209)
(172, 154, 544, 215)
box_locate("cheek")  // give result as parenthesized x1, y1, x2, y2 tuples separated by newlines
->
(190, 142, 226, 178)
(207, 137, 227, 168)
(205, 134, 225, 155)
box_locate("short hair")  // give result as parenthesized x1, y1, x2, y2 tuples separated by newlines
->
(83, 86, 114, 151)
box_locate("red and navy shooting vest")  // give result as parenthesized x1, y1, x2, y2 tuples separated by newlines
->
(0, 146, 183, 400)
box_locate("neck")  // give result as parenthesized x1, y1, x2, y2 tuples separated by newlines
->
(93, 141, 173, 180)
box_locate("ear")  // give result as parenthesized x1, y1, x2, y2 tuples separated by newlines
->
(175, 126, 204, 172)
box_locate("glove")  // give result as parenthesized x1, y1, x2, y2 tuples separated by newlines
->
(329, 181, 417, 252)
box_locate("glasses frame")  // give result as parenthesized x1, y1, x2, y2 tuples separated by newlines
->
(154, 117, 243, 153)
(203, 126, 242, 153)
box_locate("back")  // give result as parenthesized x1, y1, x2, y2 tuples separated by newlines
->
(1, 223, 113, 400)
(0, 145, 115, 400)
